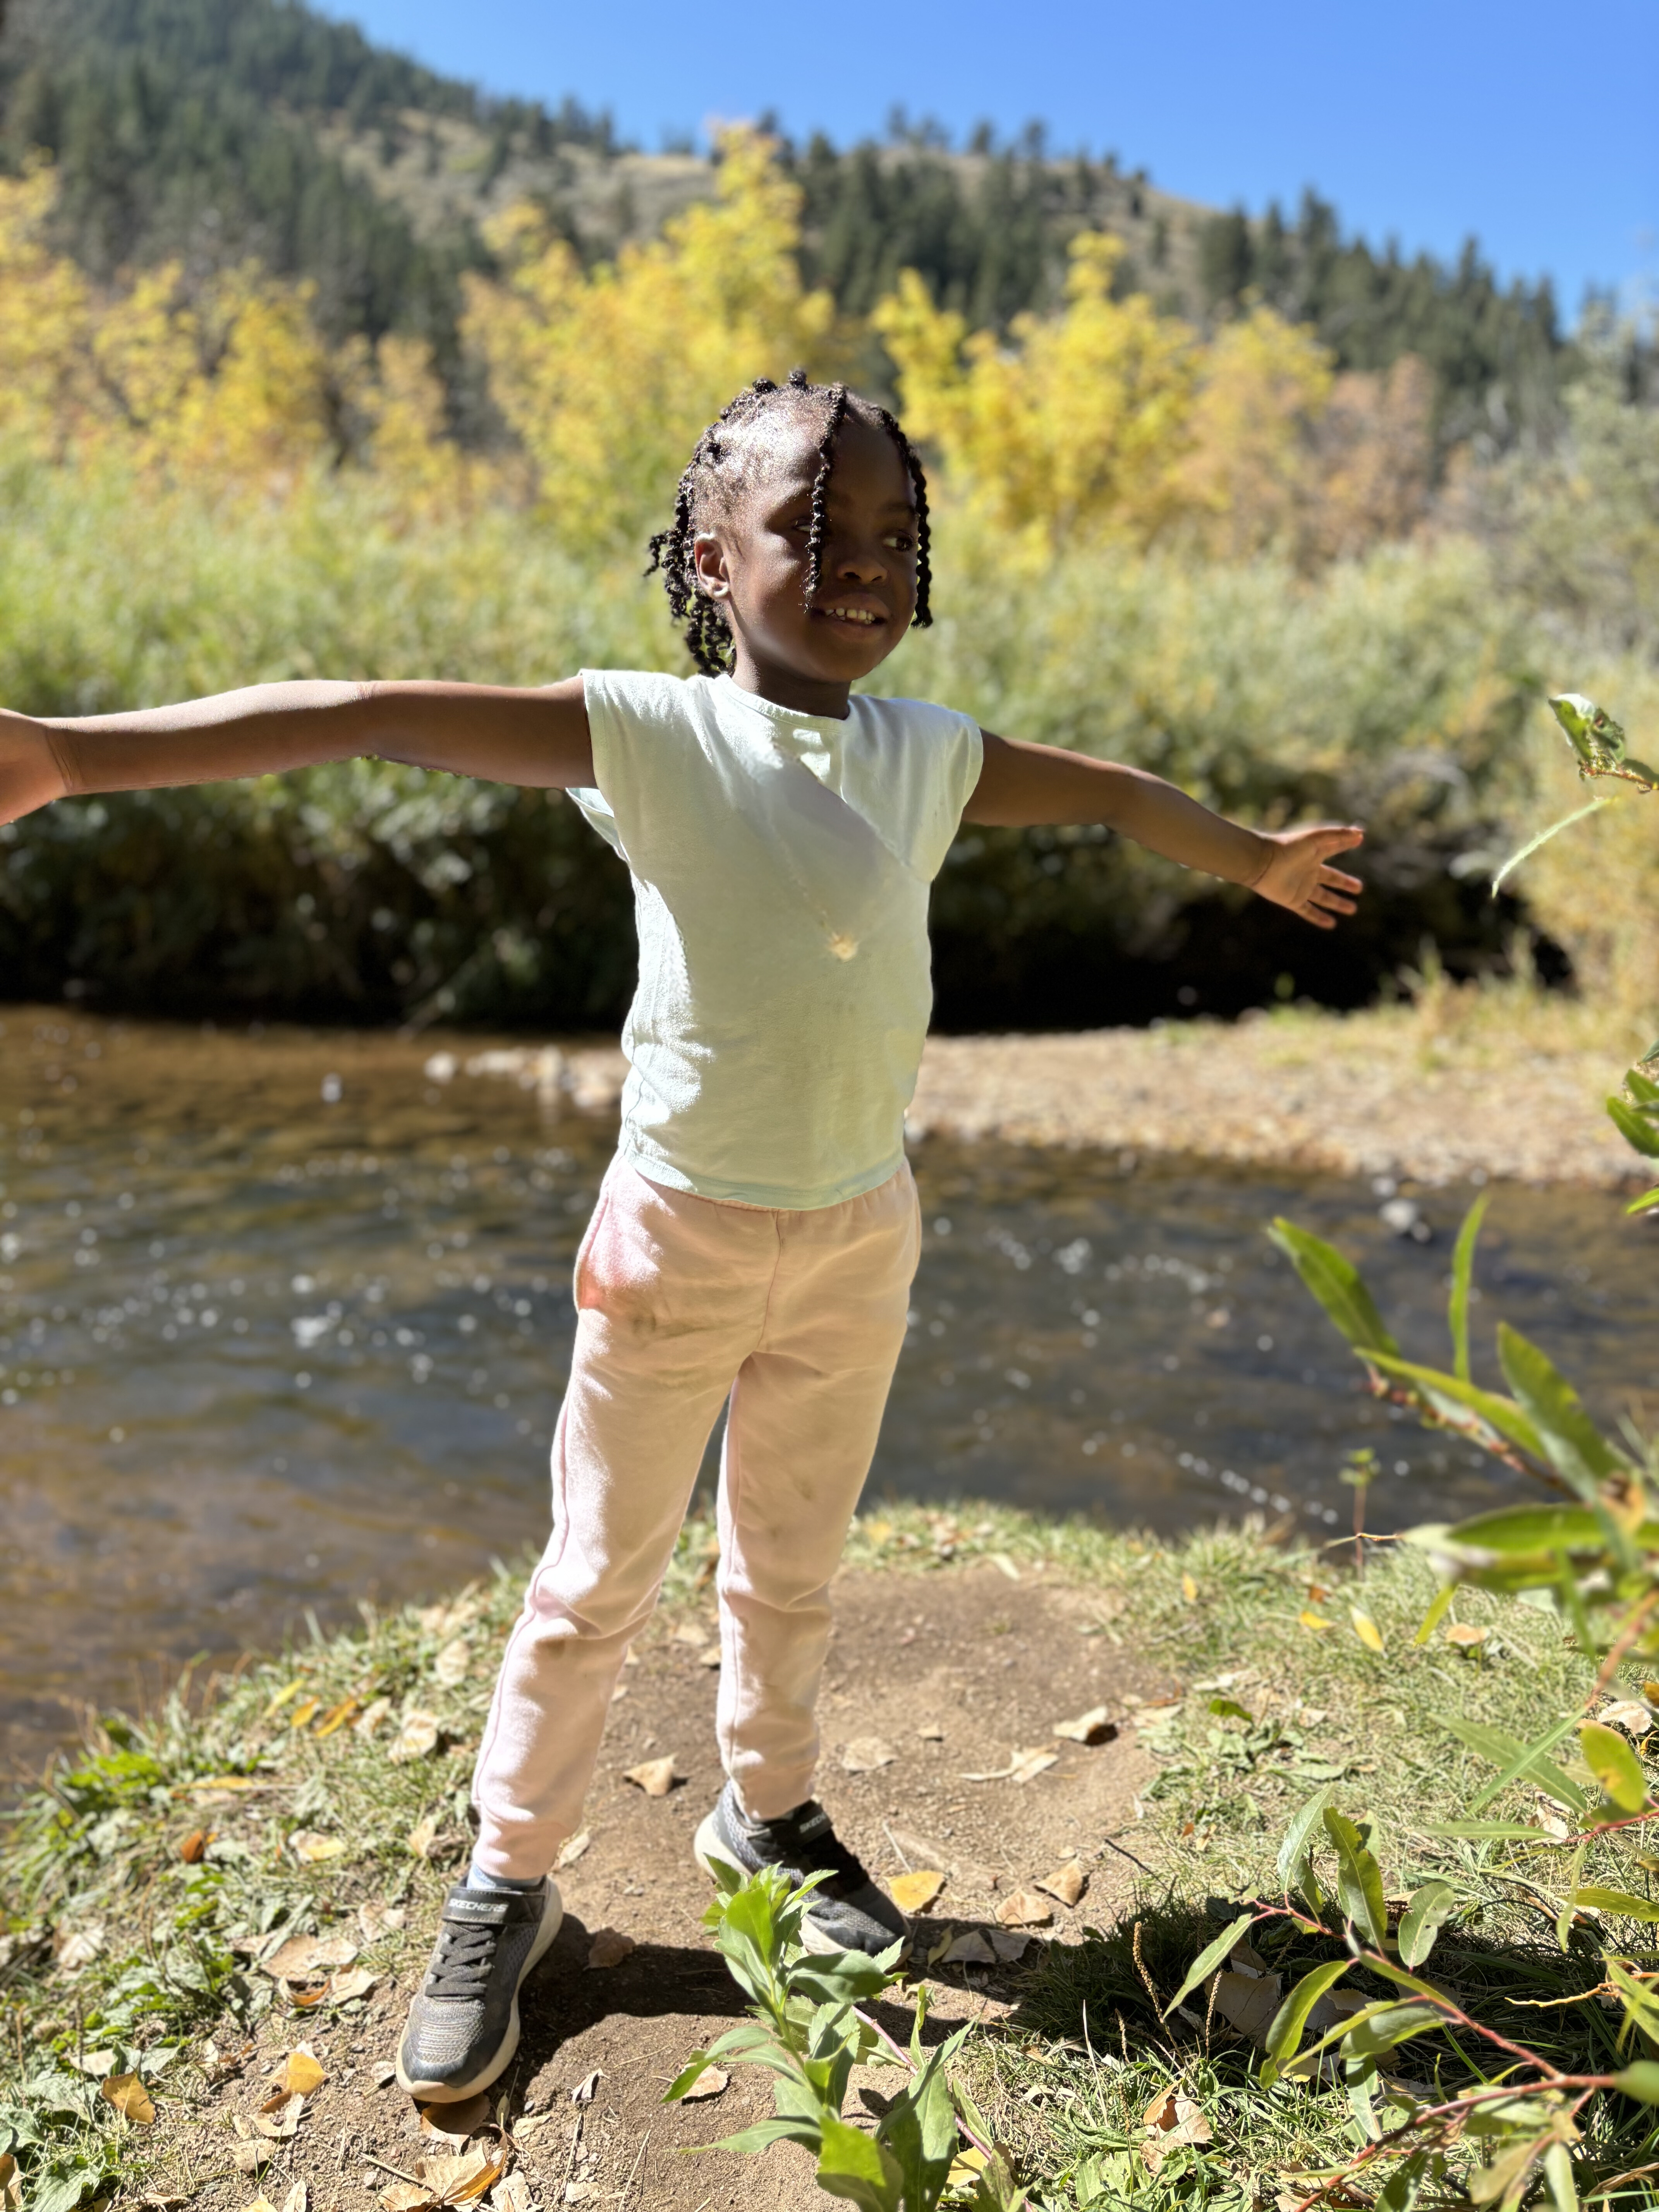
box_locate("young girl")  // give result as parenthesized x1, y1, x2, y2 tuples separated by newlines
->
(0, 371, 1363, 2102)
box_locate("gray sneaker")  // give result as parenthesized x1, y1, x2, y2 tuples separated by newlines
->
(395, 1878, 563, 2101)
(694, 1783, 907, 1958)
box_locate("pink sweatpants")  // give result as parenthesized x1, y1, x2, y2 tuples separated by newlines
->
(471, 1154, 921, 1879)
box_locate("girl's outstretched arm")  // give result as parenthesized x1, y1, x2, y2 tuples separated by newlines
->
(965, 730, 1364, 931)
(0, 678, 594, 827)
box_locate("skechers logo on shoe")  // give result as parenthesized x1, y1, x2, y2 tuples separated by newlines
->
(796, 1810, 830, 1840)
(445, 1896, 510, 1923)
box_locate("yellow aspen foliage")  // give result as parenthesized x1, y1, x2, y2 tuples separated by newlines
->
(873, 234, 1200, 553)
(0, 165, 97, 453)
(363, 335, 501, 514)
(462, 127, 843, 547)
(1165, 303, 1334, 560)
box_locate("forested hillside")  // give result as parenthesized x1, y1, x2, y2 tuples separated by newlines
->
(0, 0, 1579, 447)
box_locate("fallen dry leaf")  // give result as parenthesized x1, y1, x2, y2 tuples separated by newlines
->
(1444, 1621, 1488, 1650)
(0, 2152, 19, 2212)
(372, 2060, 399, 2089)
(555, 1830, 592, 1870)
(995, 1890, 1053, 1929)
(388, 1709, 441, 1763)
(1602, 1698, 1653, 1736)
(288, 1829, 349, 1864)
(282, 2186, 309, 2212)
(327, 1966, 379, 2004)
(265, 1931, 358, 1981)
(418, 1592, 483, 1638)
(1350, 1608, 1386, 1654)
(623, 1756, 677, 1797)
(1212, 1968, 1284, 2046)
(421, 2146, 507, 2202)
(989, 1552, 1021, 1581)
(679, 2066, 730, 2102)
(378, 2187, 430, 2212)
(231, 2141, 270, 2176)
(253, 2092, 305, 2140)
(354, 1696, 392, 1737)
(433, 1638, 472, 1687)
(489, 2180, 533, 2212)
(1298, 1609, 1334, 1633)
(239, 2199, 279, 2212)
(313, 1696, 359, 1740)
(915, 1723, 945, 1741)
(359, 1903, 407, 1943)
(1181, 1573, 1198, 1604)
(1036, 1860, 1088, 1908)
(407, 1815, 440, 1859)
(289, 1697, 321, 1731)
(1051, 1706, 1115, 1745)
(888, 1870, 945, 1915)
(1142, 2087, 1212, 2172)
(990, 1929, 1030, 1962)
(57, 1925, 105, 1971)
(941, 1929, 996, 1965)
(586, 1928, 635, 1970)
(962, 1747, 1059, 1784)
(572, 2069, 602, 2104)
(100, 2073, 156, 2125)
(275, 2046, 326, 2097)
(840, 1736, 896, 1774)
(698, 1647, 721, 1669)
(179, 1827, 213, 1864)
(420, 2092, 491, 2138)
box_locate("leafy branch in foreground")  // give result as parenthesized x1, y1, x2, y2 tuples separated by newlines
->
(1492, 693, 1657, 895)
(1257, 1156, 1659, 2205)
(667, 1861, 1024, 2209)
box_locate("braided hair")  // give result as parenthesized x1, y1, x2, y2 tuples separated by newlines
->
(646, 368, 933, 677)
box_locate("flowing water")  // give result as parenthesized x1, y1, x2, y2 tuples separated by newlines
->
(3, 1009, 1656, 1782)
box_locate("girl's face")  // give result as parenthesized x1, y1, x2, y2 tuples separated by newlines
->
(691, 412, 920, 715)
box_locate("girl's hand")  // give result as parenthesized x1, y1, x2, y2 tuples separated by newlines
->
(0, 710, 70, 825)
(1249, 823, 1365, 929)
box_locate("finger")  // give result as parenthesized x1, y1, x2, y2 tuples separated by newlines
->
(1319, 868, 1365, 893)
(1298, 906, 1336, 930)
(1312, 893, 1357, 917)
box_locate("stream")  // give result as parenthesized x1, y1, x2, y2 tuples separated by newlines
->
(3, 1009, 1655, 1781)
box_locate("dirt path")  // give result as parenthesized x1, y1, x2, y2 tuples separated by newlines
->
(161, 1564, 1163, 2212)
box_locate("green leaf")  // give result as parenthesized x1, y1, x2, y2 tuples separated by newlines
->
(1398, 1880, 1458, 1970)
(1268, 1220, 1398, 1357)
(1322, 1807, 1389, 1947)
(816, 2110, 904, 2212)
(25, 2171, 102, 2212)
(1442, 1713, 1589, 1814)
(1367, 1353, 1545, 1463)
(1276, 1781, 1336, 1893)
(1611, 2061, 1659, 2104)
(1377, 2150, 1432, 2212)
(1628, 1066, 1659, 1106)
(1608, 1095, 1659, 1160)
(1497, 1324, 1623, 1495)
(1573, 1886, 1659, 1922)
(1542, 2138, 1578, 2212)
(876, 2046, 958, 2211)
(1413, 1584, 1456, 1645)
(1579, 1722, 1650, 1815)
(1422, 1820, 1558, 1841)
(788, 1949, 901, 2007)
(1207, 1697, 1255, 1722)
(1427, 1503, 1613, 1559)
(1259, 1958, 1352, 2087)
(1159, 1911, 1255, 2020)
(708, 2116, 826, 2155)
(1343, 2001, 1446, 2060)
(1628, 1186, 1659, 1217)
(1448, 1192, 1488, 1382)
(664, 2051, 716, 2102)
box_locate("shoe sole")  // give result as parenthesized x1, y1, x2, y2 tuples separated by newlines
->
(395, 1881, 565, 2102)
(692, 1814, 907, 1961)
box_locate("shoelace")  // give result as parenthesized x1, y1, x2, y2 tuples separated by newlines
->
(424, 1919, 503, 2001)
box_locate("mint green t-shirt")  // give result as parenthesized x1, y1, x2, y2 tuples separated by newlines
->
(571, 670, 983, 1211)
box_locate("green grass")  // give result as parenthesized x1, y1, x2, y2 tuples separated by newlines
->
(3, 1506, 1657, 2209)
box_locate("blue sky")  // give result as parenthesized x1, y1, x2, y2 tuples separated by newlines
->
(321, 0, 1656, 319)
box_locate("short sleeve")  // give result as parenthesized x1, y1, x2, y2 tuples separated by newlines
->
(840, 697, 982, 881)
(571, 667, 694, 861)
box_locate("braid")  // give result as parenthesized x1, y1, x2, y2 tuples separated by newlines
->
(646, 371, 936, 669)
(874, 405, 933, 630)
(803, 382, 848, 612)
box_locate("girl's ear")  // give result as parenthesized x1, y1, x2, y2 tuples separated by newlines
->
(691, 532, 731, 601)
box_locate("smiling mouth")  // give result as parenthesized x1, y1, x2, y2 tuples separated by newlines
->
(817, 606, 886, 629)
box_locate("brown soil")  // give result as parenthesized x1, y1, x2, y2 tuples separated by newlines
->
(151, 1563, 1164, 2212)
